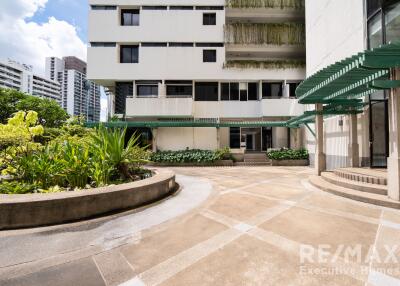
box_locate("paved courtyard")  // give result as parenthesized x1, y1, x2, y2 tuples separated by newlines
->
(1, 167, 400, 286)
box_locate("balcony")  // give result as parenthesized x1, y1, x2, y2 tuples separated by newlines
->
(262, 98, 303, 117)
(125, 97, 193, 118)
(225, 0, 305, 9)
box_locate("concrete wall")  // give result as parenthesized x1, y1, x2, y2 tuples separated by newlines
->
(157, 127, 218, 151)
(305, 0, 368, 170)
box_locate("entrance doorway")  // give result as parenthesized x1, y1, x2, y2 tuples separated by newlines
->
(241, 128, 261, 152)
(369, 92, 389, 168)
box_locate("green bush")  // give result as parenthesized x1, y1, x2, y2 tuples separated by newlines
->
(150, 148, 230, 163)
(267, 148, 309, 161)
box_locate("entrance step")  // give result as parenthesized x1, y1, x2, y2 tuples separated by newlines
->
(309, 175, 400, 210)
(321, 172, 387, 196)
(244, 153, 268, 163)
(334, 168, 387, 185)
(234, 162, 271, 166)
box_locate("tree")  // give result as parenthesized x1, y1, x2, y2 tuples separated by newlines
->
(16, 96, 69, 128)
(0, 88, 28, 123)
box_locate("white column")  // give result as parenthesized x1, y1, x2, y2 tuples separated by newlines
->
(315, 103, 326, 175)
(216, 127, 221, 149)
(388, 68, 400, 201)
(348, 113, 360, 167)
(152, 128, 158, 152)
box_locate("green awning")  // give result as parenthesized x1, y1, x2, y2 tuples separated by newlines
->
(296, 42, 400, 104)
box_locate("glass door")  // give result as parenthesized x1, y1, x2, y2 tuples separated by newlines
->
(369, 93, 389, 168)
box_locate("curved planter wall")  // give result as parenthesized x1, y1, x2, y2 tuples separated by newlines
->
(0, 169, 176, 230)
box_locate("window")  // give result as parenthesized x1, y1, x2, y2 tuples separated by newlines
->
(385, 2, 400, 43)
(170, 6, 194, 10)
(90, 42, 116, 47)
(196, 43, 224, 47)
(196, 6, 224, 10)
(166, 81, 193, 97)
(115, 82, 133, 114)
(137, 85, 158, 97)
(195, 82, 219, 101)
(368, 13, 383, 49)
(262, 82, 282, 98)
(230, 127, 241, 149)
(142, 6, 167, 10)
(121, 9, 139, 26)
(248, 83, 259, 101)
(221, 83, 230, 101)
(203, 13, 216, 25)
(120, 45, 139, 63)
(288, 82, 300, 98)
(91, 5, 116, 10)
(141, 42, 168, 47)
(169, 43, 194, 47)
(203, 50, 216, 62)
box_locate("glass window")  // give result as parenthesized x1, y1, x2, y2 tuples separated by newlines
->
(121, 9, 140, 26)
(115, 82, 133, 114)
(262, 82, 282, 98)
(120, 45, 139, 63)
(221, 83, 230, 101)
(367, 0, 382, 17)
(288, 82, 299, 98)
(203, 50, 217, 62)
(385, 2, 400, 43)
(166, 85, 193, 97)
(137, 85, 158, 97)
(368, 13, 383, 49)
(203, 13, 216, 25)
(195, 82, 219, 101)
(230, 127, 241, 149)
(248, 83, 258, 100)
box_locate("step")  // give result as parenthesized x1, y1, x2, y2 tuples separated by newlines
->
(321, 172, 388, 196)
(244, 158, 269, 163)
(334, 168, 387, 186)
(234, 162, 271, 166)
(309, 175, 400, 210)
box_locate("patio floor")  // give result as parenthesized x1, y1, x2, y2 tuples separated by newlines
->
(1, 166, 400, 286)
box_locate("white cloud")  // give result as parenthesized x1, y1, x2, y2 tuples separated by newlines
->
(0, 0, 86, 75)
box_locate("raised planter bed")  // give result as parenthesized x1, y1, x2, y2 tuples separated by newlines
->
(146, 160, 234, 167)
(271, 159, 309, 166)
(0, 169, 176, 230)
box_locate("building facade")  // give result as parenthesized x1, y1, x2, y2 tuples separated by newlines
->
(87, 0, 306, 151)
(0, 59, 61, 102)
(46, 56, 101, 122)
(305, 0, 400, 170)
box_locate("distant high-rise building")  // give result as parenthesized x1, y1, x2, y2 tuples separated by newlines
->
(46, 56, 101, 122)
(0, 59, 61, 102)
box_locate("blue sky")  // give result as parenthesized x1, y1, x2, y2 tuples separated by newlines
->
(30, 0, 88, 43)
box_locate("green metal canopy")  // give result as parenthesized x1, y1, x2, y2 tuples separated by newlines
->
(295, 42, 400, 104)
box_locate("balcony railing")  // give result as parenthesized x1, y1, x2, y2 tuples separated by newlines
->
(226, 0, 305, 9)
(224, 23, 305, 46)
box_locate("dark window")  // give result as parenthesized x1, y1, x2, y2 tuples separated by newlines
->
(91, 5, 117, 10)
(195, 82, 219, 101)
(288, 82, 299, 98)
(120, 45, 139, 63)
(262, 82, 282, 98)
(248, 83, 258, 100)
(230, 127, 241, 149)
(137, 85, 158, 97)
(367, 0, 382, 17)
(169, 42, 194, 47)
(141, 42, 168, 47)
(166, 85, 193, 97)
(91, 42, 116, 47)
(203, 50, 216, 62)
(115, 82, 133, 114)
(196, 6, 224, 10)
(240, 90, 247, 101)
(368, 12, 383, 49)
(221, 83, 230, 101)
(142, 6, 167, 10)
(121, 9, 140, 26)
(203, 13, 216, 25)
(196, 43, 224, 47)
(170, 6, 194, 10)
(230, 83, 239, 101)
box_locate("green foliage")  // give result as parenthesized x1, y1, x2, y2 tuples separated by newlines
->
(150, 148, 230, 164)
(226, 0, 304, 9)
(0, 181, 37, 194)
(16, 96, 69, 128)
(225, 23, 305, 46)
(0, 88, 28, 124)
(267, 148, 309, 160)
(224, 59, 305, 70)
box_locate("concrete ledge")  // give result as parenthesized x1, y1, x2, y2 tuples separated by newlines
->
(0, 169, 176, 230)
(147, 160, 234, 167)
(271, 159, 309, 166)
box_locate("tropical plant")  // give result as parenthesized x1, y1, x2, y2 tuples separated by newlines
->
(0, 88, 28, 124)
(267, 148, 309, 160)
(0, 181, 37, 194)
(226, 0, 305, 9)
(150, 148, 230, 164)
(224, 59, 305, 70)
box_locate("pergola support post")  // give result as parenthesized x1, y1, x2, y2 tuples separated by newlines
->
(315, 104, 326, 175)
(152, 128, 158, 152)
(348, 113, 360, 167)
(388, 68, 400, 201)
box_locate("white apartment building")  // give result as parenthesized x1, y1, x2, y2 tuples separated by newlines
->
(46, 56, 101, 122)
(87, 0, 306, 151)
(0, 59, 61, 102)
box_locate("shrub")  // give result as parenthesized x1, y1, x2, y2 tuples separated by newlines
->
(267, 148, 309, 161)
(150, 148, 230, 164)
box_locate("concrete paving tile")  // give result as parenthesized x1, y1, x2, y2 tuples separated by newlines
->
(160, 235, 362, 286)
(372, 226, 400, 280)
(208, 192, 278, 221)
(302, 193, 382, 219)
(382, 210, 400, 225)
(120, 214, 227, 275)
(93, 249, 135, 286)
(1, 257, 105, 286)
(242, 183, 307, 200)
(260, 207, 378, 264)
